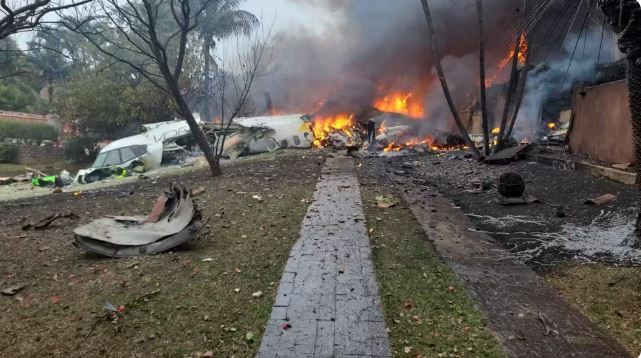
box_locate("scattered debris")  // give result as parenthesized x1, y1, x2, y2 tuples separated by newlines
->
(612, 163, 631, 170)
(499, 194, 542, 206)
(190, 187, 206, 197)
(0, 172, 33, 185)
(484, 144, 531, 165)
(607, 275, 628, 287)
(252, 291, 263, 298)
(73, 183, 202, 257)
(245, 331, 255, 343)
(538, 312, 559, 336)
(1, 284, 26, 296)
(376, 195, 398, 209)
(584, 194, 616, 206)
(22, 212, 79, 230)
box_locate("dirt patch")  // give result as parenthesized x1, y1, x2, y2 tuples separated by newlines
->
(357, 165, 504, 358)
(0, 152, 324, 357)
(544, 264, 641, 356)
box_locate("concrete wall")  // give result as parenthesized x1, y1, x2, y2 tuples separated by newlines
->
(0, 110, 50, 124)
(15, 144, 65, 164)
(569, 80, 634, 164)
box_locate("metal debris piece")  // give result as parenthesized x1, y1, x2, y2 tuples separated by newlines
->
(612, 163, 631, 170)
(484, 144, 531, 165)
(73, 183, 202, 257)
(1, 284, 26, 296)
(191, 187, 206, 197)
(498, 195, 541, 206)
(22, 212, 80, 231)
(584, 194, 616, 206)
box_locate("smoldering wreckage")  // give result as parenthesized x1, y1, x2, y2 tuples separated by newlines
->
(5, 100, 559, 258)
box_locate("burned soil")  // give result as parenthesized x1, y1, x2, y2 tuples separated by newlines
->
(362, 153, 640, 269)
(0, 151, 324, 358)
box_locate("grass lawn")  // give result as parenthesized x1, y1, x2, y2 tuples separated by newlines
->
(358, 179, 504, 358)
(544, 264, 641, 356)
(0, 152, 323, 357)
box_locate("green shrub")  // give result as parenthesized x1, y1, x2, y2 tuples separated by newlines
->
(0, 143, 18, 163)
(64, 135, 99, 163)
(0, 121, 59, 142)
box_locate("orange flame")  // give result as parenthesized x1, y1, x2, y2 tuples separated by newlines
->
(374, 92, 425, 118)
(485, 34, 528, 88)
(311, 113, 356, 146)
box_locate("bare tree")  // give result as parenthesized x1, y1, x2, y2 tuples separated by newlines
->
(419, 0, 481, 159)
(208, 24, 273, 159)
(62, 0, 228, 176)
(0, 0, 92, 40)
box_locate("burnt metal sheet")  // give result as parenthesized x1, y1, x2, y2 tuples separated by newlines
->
(484, 144, 531, 165)
(73, 183, 201, 257)
(74, 216, 201, 258)
(73, 185, 194, 246)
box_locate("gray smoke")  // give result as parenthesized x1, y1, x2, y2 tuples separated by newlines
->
(514, 28, 617, 139)
(254, 0, 612, 138)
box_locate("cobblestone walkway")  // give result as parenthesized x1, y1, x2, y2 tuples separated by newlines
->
(257, 157, 391, 358)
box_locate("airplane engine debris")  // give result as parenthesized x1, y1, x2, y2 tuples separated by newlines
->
(73, 183, 202, 258)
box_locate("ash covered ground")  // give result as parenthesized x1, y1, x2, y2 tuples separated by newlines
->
(358, 152, 641, 269)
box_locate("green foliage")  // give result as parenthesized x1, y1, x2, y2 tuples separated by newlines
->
(0, 143, 18, 163)
(0, 83, 49, 113)
(0, 121, 58, 142)
(54, 73, 174, 139)
(63, 135, 99, 163)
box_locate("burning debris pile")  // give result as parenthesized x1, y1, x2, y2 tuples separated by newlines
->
(306, 91, 467, 154)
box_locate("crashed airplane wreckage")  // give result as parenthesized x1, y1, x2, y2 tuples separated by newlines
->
(73, 183, 201, 257)
(74, 114, 314, 184)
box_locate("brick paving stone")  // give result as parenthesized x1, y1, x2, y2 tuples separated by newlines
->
(257, 157, 391, 358)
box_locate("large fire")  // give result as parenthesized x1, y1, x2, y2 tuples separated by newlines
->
(485, 34, 528, 88)
(310, 113, 356, 146)
(309, 88, 431, 147)
(373, 92, 424, 118)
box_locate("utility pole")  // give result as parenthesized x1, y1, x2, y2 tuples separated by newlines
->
(477, 0, 490, 156)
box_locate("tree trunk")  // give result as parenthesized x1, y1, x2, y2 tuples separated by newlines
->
(419, 0, 482, 159)
(598, 0, 641, 246)
(202, 36, 212, 123)
(162, 58, 221, 176)
(496, 33, 521, 151)
(177, 94, 221, 176)
(477, 0, 490, 156)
